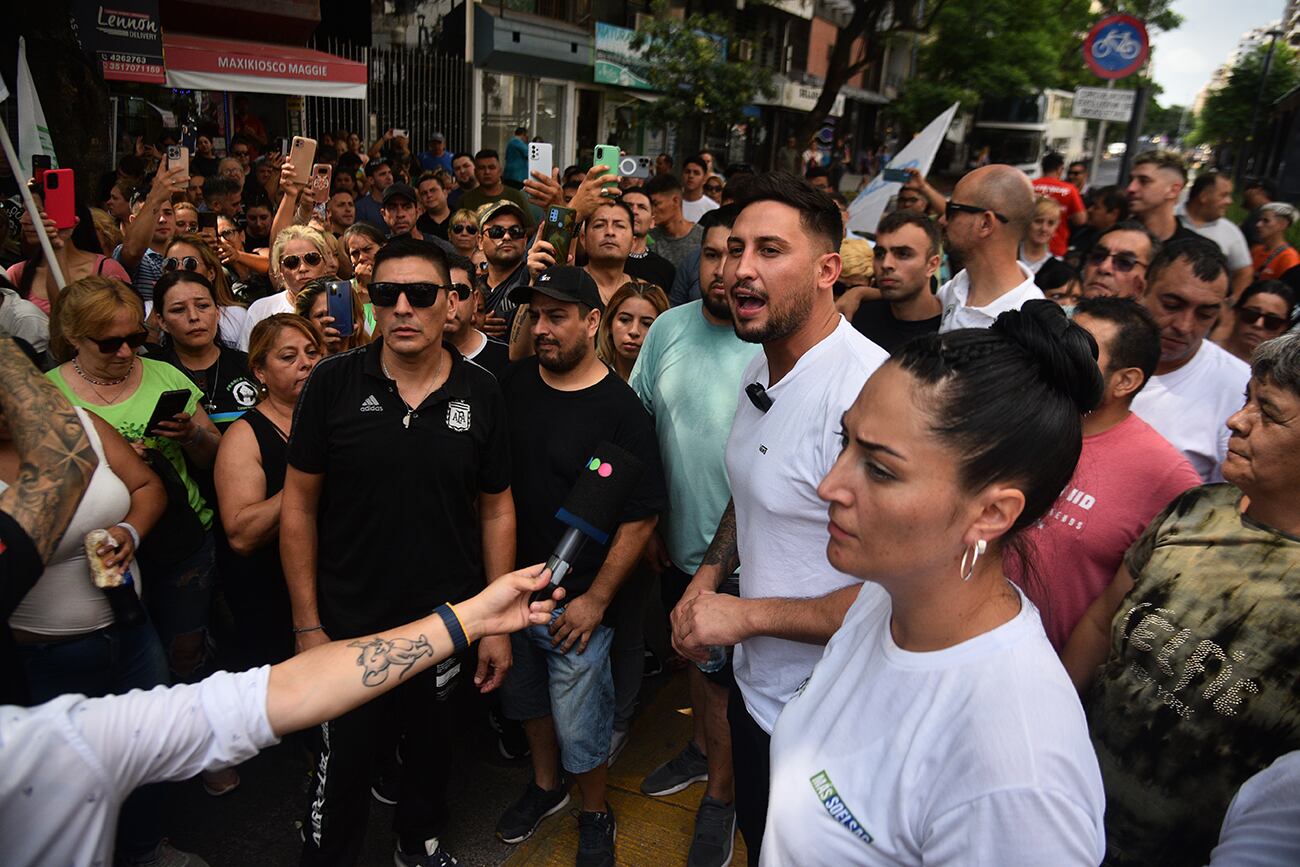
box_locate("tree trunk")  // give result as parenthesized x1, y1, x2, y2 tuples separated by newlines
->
(796, 2, 881, 145)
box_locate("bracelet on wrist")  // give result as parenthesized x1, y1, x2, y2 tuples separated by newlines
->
(293, 624, 323, 634)
(114, 522, 141, 550)
(434, 603, 470, 653)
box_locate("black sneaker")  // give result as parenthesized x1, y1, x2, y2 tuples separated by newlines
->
(687, 796, 736, 867)
(489, 707, 531, 760)
(643, 648, 663, 677)
(496, 780, 570, 843)
(640, 740, 708, 796)
(393, 837, 458, 867)
(576, 804, 616, 867)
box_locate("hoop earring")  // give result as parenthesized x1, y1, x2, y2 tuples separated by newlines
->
(960, 539, 987, 582)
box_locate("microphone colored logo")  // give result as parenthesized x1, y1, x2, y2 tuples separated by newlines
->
(587, 457, 613, 478)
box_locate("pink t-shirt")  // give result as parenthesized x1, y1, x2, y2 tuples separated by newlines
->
(1008, 412, 1202, 650)
(6, 256, 131, 314)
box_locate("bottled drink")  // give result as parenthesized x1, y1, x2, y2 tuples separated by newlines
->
(101, 568, 147, 628)
(697, 644, 728, 674)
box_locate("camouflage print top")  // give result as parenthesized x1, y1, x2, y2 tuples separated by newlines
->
(1086, 483, 1300, 866)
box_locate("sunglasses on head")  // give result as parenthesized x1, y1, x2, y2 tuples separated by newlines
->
(1086, 248, 1144, 273)
(89, 331, 149, 354)
(450, 223, 477, 235)
(1237, 307, 1290, 330)
(484, 225, 526, 240)
(369, 281, 451, 307)
(945, 201, 1009, 224)
(163, 256, 201, 273)
(281, 251, 324, 270)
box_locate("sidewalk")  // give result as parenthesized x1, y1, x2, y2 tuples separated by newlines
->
(505, 669, 747, 865)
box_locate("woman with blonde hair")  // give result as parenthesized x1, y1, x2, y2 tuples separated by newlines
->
(596, 280, 668, 381)
(215, 313, 323, 667)
(46, 275, 223, 689)
(448, 206, 481, 258)
(237, 224, 335, 351)
(1019, 196, 1062, 274)
(294, 277, 373, 355)
(163, 232, 249, 345)
(90, 207, 123, 256)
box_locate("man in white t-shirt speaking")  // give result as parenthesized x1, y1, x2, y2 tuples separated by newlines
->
(670, 171, 888, 864)
(1133, 237, 1250, 482)
(937, 164, 1045, 331)
(1178, 171, 1253, 297)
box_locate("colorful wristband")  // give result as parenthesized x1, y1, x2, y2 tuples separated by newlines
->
(435, 603, 469, 653)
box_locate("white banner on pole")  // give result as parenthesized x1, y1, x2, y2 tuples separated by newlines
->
(15, 37, 58, 179)
(847, 102, 960, 236)
(1072, 87, 1136, 122)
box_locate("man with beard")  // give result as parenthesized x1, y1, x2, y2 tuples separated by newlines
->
(849, 211, 943, 354)
(620, 189, 675, 293)
(936, 164, 1044, 331)
(447, 154, 477, 210)
(669, 171, 889, 862)
(495, 265, 665, 867)
(630, 203, 759, 867)
(115, 164, 186, 302)
(479, 201, 531, 326)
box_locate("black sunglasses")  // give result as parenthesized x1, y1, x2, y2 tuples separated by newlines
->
(163, 256, 201, 273)
(452, 282, 472, 300)
(369, 281, 451, 308)
(704, 184, 724, 193)
(484, 225, 527, 240)
(281, 251, 324, 270)
(89, 331, 149, 354)
(945, 201, 1009, 224)
(1086, 248, 1145, 273)
(450, 223, 477, 235)
(1237, 307, 1290, 330)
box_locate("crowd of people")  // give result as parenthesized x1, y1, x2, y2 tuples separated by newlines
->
(0, 121, 1297, 867)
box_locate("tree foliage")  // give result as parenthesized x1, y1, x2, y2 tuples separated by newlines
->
(629, 0, 773, 130)
(1191, 42, 1300, 150)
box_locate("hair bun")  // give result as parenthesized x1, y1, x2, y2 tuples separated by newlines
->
(993, 300, 1103, 415)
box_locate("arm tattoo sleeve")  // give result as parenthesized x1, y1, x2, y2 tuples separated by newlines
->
(700, 500, 740, 574)
(350, 634, 435, 687)
(0, 340, 99, 562)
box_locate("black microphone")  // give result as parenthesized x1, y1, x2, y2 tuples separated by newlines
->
(532, 440, 646, 601)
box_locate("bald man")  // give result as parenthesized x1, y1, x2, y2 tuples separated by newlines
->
(936, 165, 1045, 331)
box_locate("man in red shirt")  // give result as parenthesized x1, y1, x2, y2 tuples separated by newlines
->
(1032, 152, 1086, 258)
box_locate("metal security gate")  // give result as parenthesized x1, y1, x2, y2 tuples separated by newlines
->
(306, 38, 473, 155)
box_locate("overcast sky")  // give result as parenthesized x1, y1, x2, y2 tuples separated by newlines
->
(1149, 0, 1287, 105)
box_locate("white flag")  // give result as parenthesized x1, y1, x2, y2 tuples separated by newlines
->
(847, 102, 960, 236)
(15, 37, 58, 180)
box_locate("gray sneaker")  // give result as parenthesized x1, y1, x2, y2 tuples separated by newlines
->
(687, 796, 736, 867)
(640, 740, 708, 796)
(125, 842, 211, 867)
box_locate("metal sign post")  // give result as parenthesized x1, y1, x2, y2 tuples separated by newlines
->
(1082, 14, 1150, 186)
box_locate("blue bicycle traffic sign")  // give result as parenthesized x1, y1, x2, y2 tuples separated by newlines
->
(1083, 15, 1149, 80)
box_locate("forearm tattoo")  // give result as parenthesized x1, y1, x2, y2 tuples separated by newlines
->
(700, 500, 740, 574)
(350, 635, 435, 687)
(0, 340, 99, 561)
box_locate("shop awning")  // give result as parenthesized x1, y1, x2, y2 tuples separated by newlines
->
(163, 34, 366, 99)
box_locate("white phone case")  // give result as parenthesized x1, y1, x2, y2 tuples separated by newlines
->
(528, 142, 554, 182)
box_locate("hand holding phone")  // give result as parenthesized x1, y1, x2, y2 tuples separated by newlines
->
(167, 146, 190, 182)
(593, 145, 620, 189)
(43, 169, 77, 231)
(543, 205, 576, 267)
(528, 143, 554, 185)
(310, 164, 333, 203)
(882, 168, 911, 184)
(326, 280, 355, 337)
(618, 155, 652, 180)
(145, 389, 193, 437)
(290, 137, 317, 186)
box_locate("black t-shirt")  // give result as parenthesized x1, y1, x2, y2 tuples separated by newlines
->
(1163, 221, 1204, 246)
(624, 250, 676, 293)
(416, 212, 450, 241)
(288, 340, 512, 637)
(850, 299, 941, 355)
(157, 344, 259, 430)
(467, 335, 510, 378)
(1, 510, 42, 704)
(498, 358, 666, 607)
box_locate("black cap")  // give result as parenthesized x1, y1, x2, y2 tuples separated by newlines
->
(382, 182, 417, 205)
(510, 265, 604, 311)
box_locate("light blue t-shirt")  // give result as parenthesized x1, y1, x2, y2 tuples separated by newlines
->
(629, 301, 760, 574)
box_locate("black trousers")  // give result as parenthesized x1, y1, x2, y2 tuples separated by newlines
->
(728, 684, 771, 867)
(299, 654, 463, 866)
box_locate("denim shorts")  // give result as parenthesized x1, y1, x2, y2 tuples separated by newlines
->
(500, 606, 615, 775)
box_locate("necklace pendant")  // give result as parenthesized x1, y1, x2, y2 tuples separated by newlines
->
(403, 410, 411, 429)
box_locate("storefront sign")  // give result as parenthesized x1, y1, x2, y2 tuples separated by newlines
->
(163, 34, 367, 100)
(756, 81, 846, 117)
(595, 23, 654, 91)
(70, 0, 166, 84)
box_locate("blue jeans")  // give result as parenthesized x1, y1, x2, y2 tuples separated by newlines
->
(500, 607, 615, 775)
(144, 529, 216, 682)
(20, 617, 171, 860)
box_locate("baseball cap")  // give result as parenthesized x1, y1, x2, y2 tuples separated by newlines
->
(511, 265, 604, 311)
(382, 182, 418, 206)
(478, 199, 528, 226)
(431, 132, 446, 142)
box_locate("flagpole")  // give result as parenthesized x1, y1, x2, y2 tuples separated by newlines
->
(0, 118, 66, 289)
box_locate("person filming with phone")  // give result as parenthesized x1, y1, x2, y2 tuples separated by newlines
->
(45, 276, 223, 691)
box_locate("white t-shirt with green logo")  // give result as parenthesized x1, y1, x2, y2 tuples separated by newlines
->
(762, 583, 1104, 866)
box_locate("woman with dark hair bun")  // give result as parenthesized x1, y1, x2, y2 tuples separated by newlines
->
(761, 300, 1106, 866)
